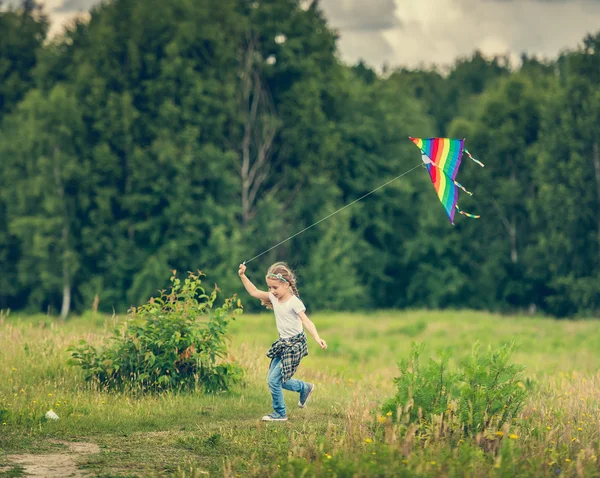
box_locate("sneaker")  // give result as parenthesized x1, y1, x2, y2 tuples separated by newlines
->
(261, 412, 288, 422)
(298, 382, 315, 408)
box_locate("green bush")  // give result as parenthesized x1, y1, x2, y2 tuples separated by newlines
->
(68, 271, 243, 392)
(382, 342, 527, 437)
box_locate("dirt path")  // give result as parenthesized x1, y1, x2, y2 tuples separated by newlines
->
(1, 440, 100, 477)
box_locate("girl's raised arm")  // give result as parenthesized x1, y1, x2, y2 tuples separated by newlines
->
(238, 263, 270, 302)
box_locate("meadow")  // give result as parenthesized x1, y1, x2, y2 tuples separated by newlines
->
(1, 309, 600, 477)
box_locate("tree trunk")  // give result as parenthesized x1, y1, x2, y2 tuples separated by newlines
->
(60, 281, 71, 319)
(54, 149, 71, 319)
(510, 217, 518, 264)
(238, 36, 279, 225)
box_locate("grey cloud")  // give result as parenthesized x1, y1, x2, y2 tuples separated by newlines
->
(318, 0, 600, 69)
(319, 0, 401, 31)
(54, 0, 101, 13)
(12, 0, 600, 69)
(318, 0, 401, 67)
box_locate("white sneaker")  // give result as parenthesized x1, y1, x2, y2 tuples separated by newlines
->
(261, 413, 288, 421)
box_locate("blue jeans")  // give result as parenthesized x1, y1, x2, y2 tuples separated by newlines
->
(267, 356, 306, 416)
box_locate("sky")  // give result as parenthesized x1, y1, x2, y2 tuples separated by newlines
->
(7, 0, 600, 69)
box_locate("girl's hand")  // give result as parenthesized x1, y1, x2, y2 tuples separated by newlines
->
(317, 338, 327, 350)
(238, 263, 247, 277)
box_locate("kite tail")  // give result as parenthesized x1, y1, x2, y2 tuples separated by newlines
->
(464, 149, 485, 167)
(453, 180, 473, 196)
(456, 205, 480, 219)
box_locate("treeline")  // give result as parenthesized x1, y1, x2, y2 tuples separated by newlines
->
(0, 0, 599, 318)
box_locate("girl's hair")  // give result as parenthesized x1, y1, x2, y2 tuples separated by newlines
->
(262, 262, 299, 309)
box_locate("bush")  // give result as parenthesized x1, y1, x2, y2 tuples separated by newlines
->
(382, 342, 527, 437)
(68, 271, 244, 392)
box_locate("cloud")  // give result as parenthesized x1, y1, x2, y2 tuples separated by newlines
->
(318, 0, 401, 31)
(318, 0, 402, 67)
(54, 0, 100, 13)
(7, 0, 600, 69)
(320, 0, 600, 69)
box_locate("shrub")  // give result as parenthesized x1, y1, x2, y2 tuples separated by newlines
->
(68, 271, 243, 392)
(382, 342, 527, 437)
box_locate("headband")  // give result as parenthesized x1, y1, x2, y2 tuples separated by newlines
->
(267, 273, 288, 283)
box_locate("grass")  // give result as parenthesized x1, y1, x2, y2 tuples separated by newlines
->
(1, 309, 600, 476)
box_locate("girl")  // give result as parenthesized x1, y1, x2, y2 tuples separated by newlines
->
(238, 261, 327, 421)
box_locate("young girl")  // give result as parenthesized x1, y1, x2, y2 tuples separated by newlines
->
(238, 261, 327, 421)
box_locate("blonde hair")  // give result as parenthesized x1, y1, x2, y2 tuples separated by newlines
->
(262, 262, 299, 309)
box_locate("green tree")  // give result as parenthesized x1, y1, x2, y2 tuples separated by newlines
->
(0, 0, 48, 310)
(530, 34, 600, 316)
(0, 85, 86, 317)
(43, 0, 244, 311)
(451, 74, 546, 310)
(326, 68, 431, 308)
(0, 0, 48, 116)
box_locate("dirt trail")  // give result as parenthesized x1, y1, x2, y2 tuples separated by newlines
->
(1, 440, 100, 477)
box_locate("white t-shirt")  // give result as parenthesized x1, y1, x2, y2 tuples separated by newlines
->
(269, 292, 306, 339)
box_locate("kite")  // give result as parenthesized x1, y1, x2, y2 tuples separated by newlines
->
(243, 137, 486, 263)
(409, 137, 484, 225)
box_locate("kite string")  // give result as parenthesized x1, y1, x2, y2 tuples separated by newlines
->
(244, 162, 423, 264)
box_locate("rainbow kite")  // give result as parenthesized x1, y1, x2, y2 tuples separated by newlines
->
(409, 137, 484, 225)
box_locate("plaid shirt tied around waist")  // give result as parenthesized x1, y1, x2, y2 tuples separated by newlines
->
(266, 331, 308, 382)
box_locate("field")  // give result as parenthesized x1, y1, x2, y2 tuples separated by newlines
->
(1, 309, 600, 477)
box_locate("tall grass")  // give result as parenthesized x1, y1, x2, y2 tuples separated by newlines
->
(1, 310, 600, 476)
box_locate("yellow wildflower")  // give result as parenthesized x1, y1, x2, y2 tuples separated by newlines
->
(495, 431, 504, 437)
(430, 461, 436, 465)
(364, 438, 372, 444)
(377, 416, 386, 424)
(577, 427, 582, 431)
(324, 453, 332, 460)
(509, 434, 518, 440)
(386, 411, 392, 417)
(565, 459, 571, 463)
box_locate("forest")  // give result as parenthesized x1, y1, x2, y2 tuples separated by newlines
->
(1, 0, 599, 318)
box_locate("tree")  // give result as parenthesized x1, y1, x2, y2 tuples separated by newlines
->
(450, 74, 545, 310)
(0, 0, 48, 117)
(0, 85, 86, 317)
(529, 34, 600, 316)
(0, 0, 48, 310)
